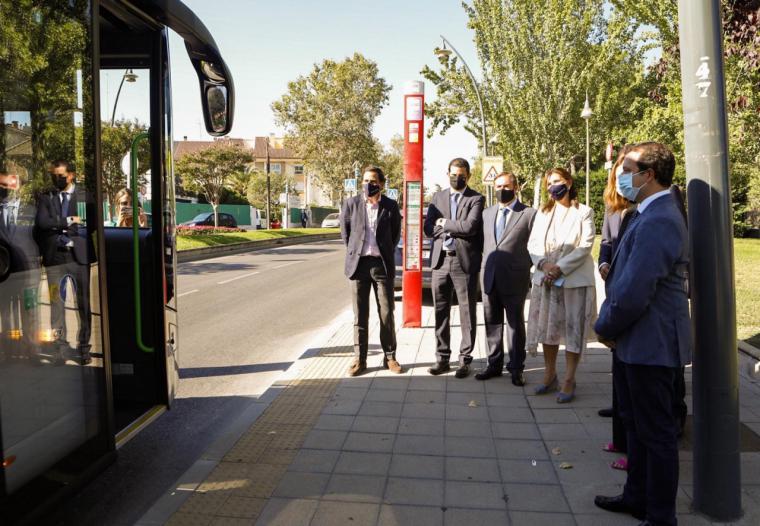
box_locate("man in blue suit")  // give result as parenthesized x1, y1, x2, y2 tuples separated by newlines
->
(594, 142, 690, 526)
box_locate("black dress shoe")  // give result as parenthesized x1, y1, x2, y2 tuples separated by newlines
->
(510, 372, 526, 386)
(598, 407, 614, 418)
(454, 364, 471, 378)
(475, 367, 503, 380)
(594, 494, 646, 521)
(428, 362, 451, 375)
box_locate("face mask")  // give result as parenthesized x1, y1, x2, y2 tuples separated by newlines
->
(548, 183, 568, 201)
(53, 175, 68, 190)
(450, 175, 467, 191)
(616, 170, 648, 202)
(496, 188, 515, 204)
(362, 182, 380, 199)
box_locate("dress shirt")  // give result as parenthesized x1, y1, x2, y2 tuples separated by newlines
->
(494, 198, 516, 239)
(360, 199, 381, 257)
(637, 188, 671, 215)
(0, 198, 19, 230)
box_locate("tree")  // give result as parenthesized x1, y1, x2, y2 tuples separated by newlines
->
(101, 119, 150, 217)
(272, 53, 391, 202)
(377, 134, 404, 199)
(175, 141, 253, 227)
(245, 169, 296, 221)
(422, 0, 649, 200)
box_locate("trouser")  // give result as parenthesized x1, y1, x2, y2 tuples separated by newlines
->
(432, 254, 478, 366)
(482, 287, 526, 373)
(616, 361, 679, 526)
(611, 350, 628, 452)
(350, 256, 396, 363)
(46, 250, 91, 352)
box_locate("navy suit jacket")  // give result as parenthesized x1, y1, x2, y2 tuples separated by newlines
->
(340, 194, 402, 279)
(594, 194, 691, 368)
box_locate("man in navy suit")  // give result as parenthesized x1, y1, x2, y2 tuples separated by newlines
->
(594, 142, 690, 526)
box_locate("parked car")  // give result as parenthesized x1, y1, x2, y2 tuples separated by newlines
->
(394, 235, 433, 290)
(270, 218, 282, 229)
(321, 213, 340, 228)
(179, 212, 237, 228)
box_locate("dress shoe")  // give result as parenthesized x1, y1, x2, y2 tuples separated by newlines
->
(594, 494, 646, 521)
(534, 375, 558, 395)
(598, 407, 613, 418)
(428, 362, 450, 375)
(454, 364, 471, 378)
(556, 381, 576, 403)
(510, 371, 526, 386)
(347, 360, 367, 377)
(383, 358, 403, 374)
(475, 367, 503, 380)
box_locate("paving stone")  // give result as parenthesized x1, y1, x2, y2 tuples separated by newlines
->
(533, 408, 581, 424)
(405, 390, 446, 404)
(485, 393, 529, 407)
(491, 422, 542, 440)
(310, 501, 380, 526)
(371, 376, 410, 391)
(288, 449, 340, 473)
(385, 477, 444, 506)
(561, 482, 626, 515)
(538, 423, 590, 440)
(402, 402, 446, 420)
(488, 406, 535, 423)
(166, 512, 213, 526)
(394, 433, 445, 456)
(555, 459, 626, 486)
(254, 497, 318, 526)
(408, 377, 447, 392)
(397, 417, 445, 436)
(351, 415, 399, 434)
(503, 483, 569, 512)
(324, 474, 387, 504)
(388, 454, 445, 479)
(443, 508, 509, 526)
(445, 457, 501, 482)
(509, 511, 577, 526)
(344, 431, 395, 453)
(217, 496, 268, 519)
(314, 414, 355, 431)
(365, 388, 406, 403)
(494, 439, 549, 460)
(446, 378, 486, 393)
(543, 439, 600, 460)
(210, 517, 254, 526)
(302, 429, 347, 450)
(444, 480, 506, 509)
(332, 387, 370, 401)
(322, 399, 363, 415)
(446, 392, 486, 406)
(444, 436, 496, 458)
(272, 471, 329, 499)
(334, 451, 392, 476)
(444, 419, 492, 438)
(499, 459, 558, 484)
(378, 504, 444, 526)
(359, 401, 404, 418)
(445, 404, 490, 421)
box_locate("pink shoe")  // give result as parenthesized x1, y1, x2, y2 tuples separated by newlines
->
(611, 457, 628, 471)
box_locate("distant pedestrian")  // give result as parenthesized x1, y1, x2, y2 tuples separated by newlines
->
(423, 158, 484, 379)
(301, 208, 308, 228)
(594, 142, 690, 526)
(340, 166, 403, 376)
(475, 172, 536, 386)
(526, 167, 596, 403)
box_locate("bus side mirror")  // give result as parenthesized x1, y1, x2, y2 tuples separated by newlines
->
(193, 59, 235, 136)
(205, 85, 229, 134)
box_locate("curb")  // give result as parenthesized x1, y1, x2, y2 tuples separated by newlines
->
(177, 232, 341, 263)
(739, 339, 760, 361)
(135, 307, 354, 526)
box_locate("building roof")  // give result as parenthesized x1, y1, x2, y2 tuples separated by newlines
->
(173, 136, 301, 162)
(250, 137, 299, 160)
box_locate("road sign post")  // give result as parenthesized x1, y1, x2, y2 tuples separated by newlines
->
(482, 156, 503, 204)
(402, 81, 424, 328)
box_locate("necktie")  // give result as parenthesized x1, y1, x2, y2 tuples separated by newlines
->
(451, 192, 460, 219)
(496, 207, 509, 241)
(444, 193, 461, 250)
(61, 192, 70, 217)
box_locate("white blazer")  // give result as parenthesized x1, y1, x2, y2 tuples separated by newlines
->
(528, 203, 596, 288)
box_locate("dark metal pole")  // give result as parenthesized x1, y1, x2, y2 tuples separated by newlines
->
(677, 0, 742, 520)
(110, 70, 128, 126)
(266, 137, 271, 229)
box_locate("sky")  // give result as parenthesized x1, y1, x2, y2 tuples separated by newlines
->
(161, 0, 481, 190)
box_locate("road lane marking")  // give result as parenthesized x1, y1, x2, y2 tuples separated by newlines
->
(217, 271, 260, 285)
(272, 261, 303, 269)
(178, 289, 199, 298)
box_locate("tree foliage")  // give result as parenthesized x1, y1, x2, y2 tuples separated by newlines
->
(245, 169, 296, 220)
(101, 119, 150, 217)
(377, 134, 404, 199)
(175, 141, 253, 226)
(272, 53, 391, 202)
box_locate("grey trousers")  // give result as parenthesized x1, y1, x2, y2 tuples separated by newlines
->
(46, 251, 91, 351)
(350, 256, 396, 362)
(482, 288, 527, 373)
(432, 254, 478, 365)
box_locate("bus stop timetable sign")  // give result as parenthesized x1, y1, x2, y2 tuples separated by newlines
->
(404, 182, 422, 270)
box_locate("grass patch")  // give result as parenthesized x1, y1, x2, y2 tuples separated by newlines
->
(177, 228, 339, 251)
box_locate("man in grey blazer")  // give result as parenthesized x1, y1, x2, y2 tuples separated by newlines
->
(340, 166, 402, 377)
(423, 158, 484, 378)
(475, 173, 536, 385)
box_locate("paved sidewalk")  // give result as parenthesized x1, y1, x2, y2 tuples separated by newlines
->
(149, 300, 760, 526)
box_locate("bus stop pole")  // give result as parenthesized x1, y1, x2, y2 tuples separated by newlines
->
(677, 0, 742, 520)
(402, 81, 424, 328)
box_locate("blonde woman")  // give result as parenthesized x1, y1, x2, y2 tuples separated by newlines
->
(114, 188, 148, 228)
(527, 167, 596, 403)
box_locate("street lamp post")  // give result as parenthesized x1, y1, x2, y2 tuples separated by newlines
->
(110, 69, 138, 126)
(435, 36, 489, 201)
(581, 91, 593, 206)
(266, 137, 271, 229)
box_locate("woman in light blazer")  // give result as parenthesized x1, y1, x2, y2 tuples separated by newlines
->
(527, 167, 596, 403)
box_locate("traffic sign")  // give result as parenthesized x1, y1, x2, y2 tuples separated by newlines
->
(344, 178, 357, 193)
(387, 188, 399, 200)
(605, 141, 615, 162)
(482, 155, 504, 183)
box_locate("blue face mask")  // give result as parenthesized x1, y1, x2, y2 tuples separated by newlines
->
(616, 169, 648, 202)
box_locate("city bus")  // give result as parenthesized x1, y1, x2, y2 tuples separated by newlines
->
(0, 0, 234, 522)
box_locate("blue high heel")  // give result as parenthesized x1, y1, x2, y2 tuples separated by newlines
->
(534, 376, 558, 395)
(556, 381, 576, 404)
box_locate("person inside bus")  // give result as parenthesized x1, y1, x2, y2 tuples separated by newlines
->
(0, 168, 41, 363)
(114, 187, 148, 228)
(35, 160, 95, 365)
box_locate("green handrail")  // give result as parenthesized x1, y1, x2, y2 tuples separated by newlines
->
(130, 131, 153, 353)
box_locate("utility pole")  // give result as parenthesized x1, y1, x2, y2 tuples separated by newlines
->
(678, 0, 741, 520)
(266, 137, 271, 229)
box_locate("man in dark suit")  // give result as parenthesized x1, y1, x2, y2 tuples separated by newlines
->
(475, 173, 536, 386)
(35, 160, 95, 364)
(340, 165, 402, 376)
(594, 143, 690, 526)
(1, 171, 41, 361)
(423, 158, 484, 378)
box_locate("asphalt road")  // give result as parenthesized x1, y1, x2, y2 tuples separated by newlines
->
(51, 240, 350, 526)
